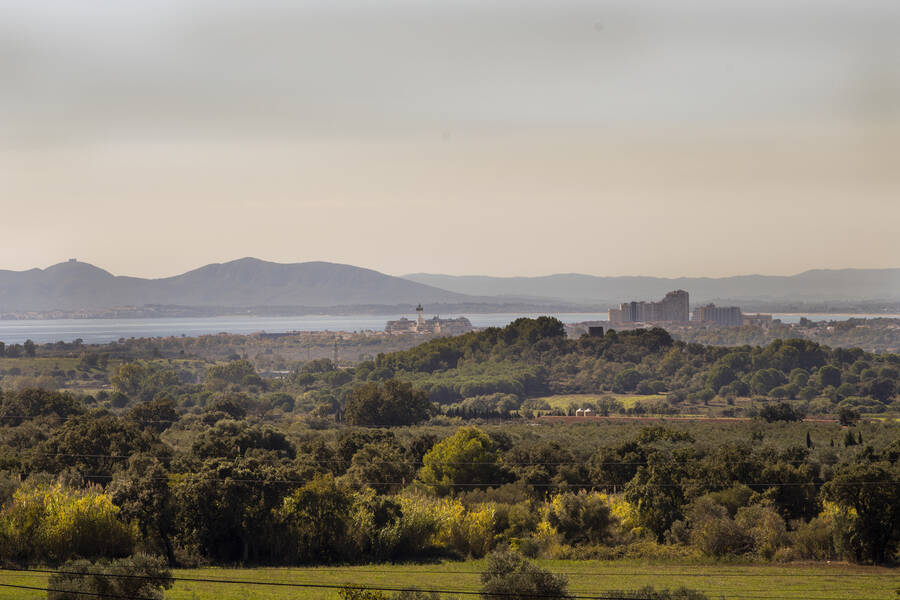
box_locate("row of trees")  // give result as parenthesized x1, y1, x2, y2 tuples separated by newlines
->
(15, 318, 894, 425)
(1, 408, 897, 565)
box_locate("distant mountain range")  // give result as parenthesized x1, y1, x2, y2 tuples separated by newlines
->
(403, 269, 900, 308)
(1, 259, 898, 316)
(0, 258, 478, 313)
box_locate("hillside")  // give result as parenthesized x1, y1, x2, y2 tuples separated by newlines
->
(404, 269, 900, 307)
(0, 258, 476, 312)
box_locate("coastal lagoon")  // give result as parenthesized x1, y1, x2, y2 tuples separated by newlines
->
(1, 313, 898, 345)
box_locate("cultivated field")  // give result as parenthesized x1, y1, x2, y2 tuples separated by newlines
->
(536, 393, 667, 410)
(3, 560, 897, 600)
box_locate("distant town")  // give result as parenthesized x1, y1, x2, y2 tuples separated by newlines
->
(385, 305, 473, 336)
(608, 289, 773, 328)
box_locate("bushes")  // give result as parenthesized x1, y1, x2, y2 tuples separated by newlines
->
(480, 548, 572, 600)
(759, 402, 802, 423)
(47, 554, 172, 600)
(393, 493, 497, 558)
(545, 492, 613, 545)
(672, 496, 790, 560)
(0, 483, 133, 563)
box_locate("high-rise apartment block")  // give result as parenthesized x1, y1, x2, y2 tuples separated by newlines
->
(608, 290, 690, 323)
(696, 303, 744, 327)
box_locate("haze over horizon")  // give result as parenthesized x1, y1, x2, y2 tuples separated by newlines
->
(4, 257, 900, 282)
(2, 0, 898, 278)
(0, 256, 900, 286)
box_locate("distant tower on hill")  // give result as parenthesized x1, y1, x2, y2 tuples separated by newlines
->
(416, 304, 424, 330)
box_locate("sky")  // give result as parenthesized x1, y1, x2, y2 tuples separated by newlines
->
(1, 0, 898, 279)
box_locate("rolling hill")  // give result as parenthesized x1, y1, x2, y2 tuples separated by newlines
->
(0, 258, 476, 312)
(403, 269, 900, 307)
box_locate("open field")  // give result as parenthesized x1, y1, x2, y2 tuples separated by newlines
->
(3, 560, 897, 600)
(537, 393, 667, 410)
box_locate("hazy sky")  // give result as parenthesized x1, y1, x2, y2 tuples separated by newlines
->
(1, 0, 898, 279)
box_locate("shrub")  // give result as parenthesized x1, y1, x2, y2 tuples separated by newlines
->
(0, 483, 133, 563)
(480, 548, 572, 600)
(390, 493, 496, 558)
(759, 402, 802, 422)
(47, 554, 172, 600)
(791, 515, 838, 560)
(545, 492, 612, 545)
(734, 505, 788, 559)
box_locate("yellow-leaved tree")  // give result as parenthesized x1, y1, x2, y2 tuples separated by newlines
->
(0, 482, 133, 563)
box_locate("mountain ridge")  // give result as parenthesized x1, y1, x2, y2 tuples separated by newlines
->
(1, 259, 898, 314)
(0, 259, 478, 312)
(402, 268, 900, 305)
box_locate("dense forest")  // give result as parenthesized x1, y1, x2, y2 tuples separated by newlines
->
(0, 318, 898, 578)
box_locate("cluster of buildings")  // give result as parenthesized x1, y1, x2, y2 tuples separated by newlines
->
(608, 290, 691, 324)
(385, 304, 473, 336)
(609, 291, 772, 328)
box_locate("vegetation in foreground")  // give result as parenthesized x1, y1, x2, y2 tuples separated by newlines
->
(3, 556, 896, 600)
(0, 318, 897, 599)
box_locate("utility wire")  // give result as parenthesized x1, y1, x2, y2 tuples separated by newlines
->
(2, 564, 889, 580)
(0, 568, 891, 600)
(0, 582, 159, 600)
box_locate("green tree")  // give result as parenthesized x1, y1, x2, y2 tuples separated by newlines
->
(706, 365, 736, 392)
(749, 369, 786, 395)
(110, 362, 148, 397)
(625, 452, 693, 541)
(0, 388, 84, 425)
(345, 379, 434, 427)
(127, 397, 178, 433)
(546, 491, 612, 545)
(23, 339, 36, 357)
(275, 474, 356, 563)
(34, 414, 167, 481)
(173, 458, 297, 563)
(823, 462, 900, 563)
(190, 420, 295, 460)
(818, 365, 842, 388)
(838, 406, 860, 426)
(759, 402, 802, 423)
(206, 359, 262, 386)
(109, 455, 177, 566)
(614, 368, 644, 392)
(418, 427, 506, 495)
(344, 442, 414, 494)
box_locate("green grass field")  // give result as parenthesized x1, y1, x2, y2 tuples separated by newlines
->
(3, 560, 896, 600)
(536, 394, 667, 411)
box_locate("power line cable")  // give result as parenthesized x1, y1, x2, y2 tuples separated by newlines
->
(2, 564, 889, 580)
(0, 582, 159, 600)
(0, 568, 891, 600)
